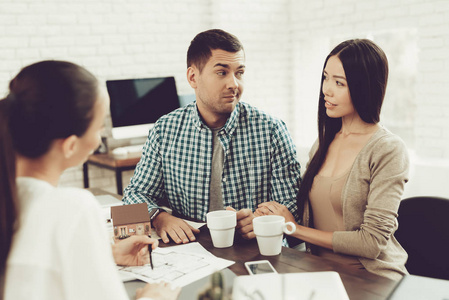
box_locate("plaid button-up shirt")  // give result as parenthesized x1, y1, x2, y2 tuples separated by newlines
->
(123, 101, 301, 221)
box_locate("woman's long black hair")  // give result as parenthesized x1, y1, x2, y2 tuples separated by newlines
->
(0, 60, 99, 295)
(297, 39, 389, 215)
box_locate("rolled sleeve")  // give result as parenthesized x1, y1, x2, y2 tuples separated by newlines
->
(270, 121, 301, 221)
(122, 126, 167, 213)
(333, 135, 409, 259)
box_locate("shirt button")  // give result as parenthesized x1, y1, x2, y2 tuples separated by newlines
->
(222, 177, 227, 182)
(306, 248, 311, 253)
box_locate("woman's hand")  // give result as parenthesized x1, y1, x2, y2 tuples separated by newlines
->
(256, 201, 296, 224)
(112, 235, 158, 266)
(136, 282, 181, 300)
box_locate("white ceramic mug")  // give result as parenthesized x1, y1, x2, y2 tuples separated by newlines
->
(253, 215, 296, 256)
(206, 210, 237, 248)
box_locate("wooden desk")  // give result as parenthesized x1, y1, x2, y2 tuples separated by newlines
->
(88, 188, 398, 299)
(127, 229, 398, 300)
(83, 153, 140, 195)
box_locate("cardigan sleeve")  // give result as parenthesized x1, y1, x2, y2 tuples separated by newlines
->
(332, 133, 410, 259)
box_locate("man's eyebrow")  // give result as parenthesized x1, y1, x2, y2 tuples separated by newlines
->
(214, 63, 229, 68)
(213, 63, 246, 69)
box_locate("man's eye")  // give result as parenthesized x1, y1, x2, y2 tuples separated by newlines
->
(236, 71, 244, 78)
(217, 71, 226, 76)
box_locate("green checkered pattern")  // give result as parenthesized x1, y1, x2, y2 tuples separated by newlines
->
(123, 101, 301, 222)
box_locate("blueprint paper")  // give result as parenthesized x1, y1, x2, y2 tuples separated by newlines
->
(117, 242, 234, 287)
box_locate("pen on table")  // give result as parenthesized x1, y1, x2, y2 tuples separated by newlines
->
(148, 242, 154, 270)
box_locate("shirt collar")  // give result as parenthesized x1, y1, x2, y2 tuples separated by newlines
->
(190, 101, 243, 136)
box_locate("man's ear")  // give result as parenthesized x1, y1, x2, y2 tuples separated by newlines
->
(186, 66, 198, 89)
(61, 135, 78, 159)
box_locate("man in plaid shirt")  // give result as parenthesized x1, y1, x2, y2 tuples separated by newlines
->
(123, 29, 301, 244)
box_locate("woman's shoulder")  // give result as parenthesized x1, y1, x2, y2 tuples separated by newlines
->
(17, 177, 96, 209)
(24, 183, 101, 216)
(51, 187, 99, 209)
(368, 126, 408, 154)
(357, 126, 410, 170)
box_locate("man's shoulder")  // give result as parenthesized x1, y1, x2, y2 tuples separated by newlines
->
(155, 103, 193, 127)
(239, 102, 284, 126)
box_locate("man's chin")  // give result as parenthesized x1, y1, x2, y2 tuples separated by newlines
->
(222, 102, 238, 113)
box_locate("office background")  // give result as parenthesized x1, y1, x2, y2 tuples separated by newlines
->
(1, 0, 448, 198)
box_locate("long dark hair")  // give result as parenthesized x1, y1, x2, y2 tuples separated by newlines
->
(0, 60, 99, 293)
(297, 39, 389, 211)
(0, 99, 17, 294)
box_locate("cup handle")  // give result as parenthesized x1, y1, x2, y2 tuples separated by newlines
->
(283, 222, 296, 235)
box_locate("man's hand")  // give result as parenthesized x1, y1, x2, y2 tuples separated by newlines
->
(152, 212, 200, 244)
(226, 207, 260, 240)
(112, 235, 158, 266)
(136, 281, 181, 300)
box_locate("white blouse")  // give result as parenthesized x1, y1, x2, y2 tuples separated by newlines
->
(5, 177, 129, 300)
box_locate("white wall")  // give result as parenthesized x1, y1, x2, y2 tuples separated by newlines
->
(0, 0, 293, 193)
(1, 0, 448, 197)
(289, 0, 449, 198)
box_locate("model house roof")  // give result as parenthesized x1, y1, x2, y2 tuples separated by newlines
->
(111, 203, 150, 226)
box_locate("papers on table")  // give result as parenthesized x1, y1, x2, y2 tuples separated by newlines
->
(94, 194, 207, 242)
(95, 194, 123, 220)
(118, 242, 234, 287)
(95, 194, 123, 242)
(233, 271, 349, 300)
(387, 274, 449, 299)
(95, 194, 123, 207)
(150, 219, 206, 240)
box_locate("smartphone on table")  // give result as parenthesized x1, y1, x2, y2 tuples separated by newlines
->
(244, 260, 277, 275)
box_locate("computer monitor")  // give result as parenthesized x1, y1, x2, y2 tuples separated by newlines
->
(106, 77, 180, 140)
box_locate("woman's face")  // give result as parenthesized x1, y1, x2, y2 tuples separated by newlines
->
(322, 55, 357, 119)
(71, 88, 109, 165)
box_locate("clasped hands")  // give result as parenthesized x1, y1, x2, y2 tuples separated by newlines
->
(152, 202, 295, 244)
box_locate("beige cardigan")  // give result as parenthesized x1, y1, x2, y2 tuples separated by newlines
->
(302, 127, 409, 281)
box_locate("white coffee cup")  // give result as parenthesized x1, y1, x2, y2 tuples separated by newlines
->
(253, 215, 296, 256)
(206, 210, 237, 248)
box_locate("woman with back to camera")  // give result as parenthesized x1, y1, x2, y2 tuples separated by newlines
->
(256, 39, 409, 280)
(0, 60, 180, 299)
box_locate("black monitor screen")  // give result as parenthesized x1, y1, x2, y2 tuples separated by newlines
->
(106, 77, 180, 128)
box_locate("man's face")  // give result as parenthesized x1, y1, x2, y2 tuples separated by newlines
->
(188, 49, 245, 127)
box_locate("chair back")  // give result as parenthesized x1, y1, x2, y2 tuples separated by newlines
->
(395, 196, 449, 280)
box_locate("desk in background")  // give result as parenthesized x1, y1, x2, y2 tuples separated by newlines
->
(83, 153, 140, 195)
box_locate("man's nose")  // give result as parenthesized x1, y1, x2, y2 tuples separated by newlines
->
(226, 74, 238, 90)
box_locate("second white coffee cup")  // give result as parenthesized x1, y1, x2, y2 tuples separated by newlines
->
(206, 210, 237, 248)
(253, 215, 296, 256)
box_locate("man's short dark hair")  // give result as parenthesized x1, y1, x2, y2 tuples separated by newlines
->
(187, 29, 244, 72)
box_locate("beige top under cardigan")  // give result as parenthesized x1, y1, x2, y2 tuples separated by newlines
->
(302, 127, 409, 281)
(309, 170, 364, 268)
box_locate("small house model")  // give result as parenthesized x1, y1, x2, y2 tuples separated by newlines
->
(111, 203, 151, 242)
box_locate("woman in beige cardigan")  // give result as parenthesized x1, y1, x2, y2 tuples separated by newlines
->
(257, 39, 409, 281)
